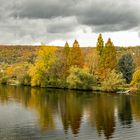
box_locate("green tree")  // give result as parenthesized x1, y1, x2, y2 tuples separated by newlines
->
(95, 34, 104, 79)
(118, 53, 135, 83)
(62, 42, 70, 78)
(101, 69, 125, 92)
(96, 33, 104, 56)
(69, 40, 84, 68)
(62, 42, 70, 57)
(67, 66, 97, 90)
(101, 38, 117, 79)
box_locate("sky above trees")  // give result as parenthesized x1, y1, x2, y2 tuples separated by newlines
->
(0, 0, 140, 46)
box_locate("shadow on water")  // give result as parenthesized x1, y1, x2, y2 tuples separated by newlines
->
(0, 85, 139, 139)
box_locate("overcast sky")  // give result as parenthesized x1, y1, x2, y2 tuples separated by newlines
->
(0, 0, 140, 46)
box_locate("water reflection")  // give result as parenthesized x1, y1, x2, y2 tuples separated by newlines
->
(118, 96, 132, 127)
(93, 95, 115, 139)
(0, 86, 140, 140)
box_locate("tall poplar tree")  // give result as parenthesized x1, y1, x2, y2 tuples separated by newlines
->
(62, 42, 70, 78)
(95, 34, 104, 78)
(69, 40, 84, 68)
(62, 42, 70, 57)
(99, 38, 117, 79)
(96, 33, 104, 56)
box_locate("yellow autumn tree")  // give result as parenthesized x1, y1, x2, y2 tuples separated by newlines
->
(29, 45, 57, 87)
(131, 69, 140, 90)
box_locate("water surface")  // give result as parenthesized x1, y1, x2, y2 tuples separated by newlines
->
(0, 85, 140, 140)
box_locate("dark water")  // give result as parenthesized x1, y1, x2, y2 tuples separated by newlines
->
(0, 86, 140, 140)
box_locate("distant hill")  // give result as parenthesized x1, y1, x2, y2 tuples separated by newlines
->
(0, 45, 140, 68)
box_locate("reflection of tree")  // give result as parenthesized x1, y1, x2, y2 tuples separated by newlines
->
(0, 86, 9, 104)
(118, 96, 132, 127)
(0, 86, 56, 132)
(0, 87, 116, 139)
(29, 88, 59, 131)
(60, 92, 83, 135)
(91, 94, 115, 140)
(0, 86, 31, 106)
(131, 96, 140, 121)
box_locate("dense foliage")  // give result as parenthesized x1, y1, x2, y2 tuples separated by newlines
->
(101, 69, 125, 92)
(29, 45, 57, 87)
(69, 40, 84, 68)
(118, 53, 135, 83)
(0, 35, 139, 92)
(131, 69, 140, 90)
(67, 67, 96, 90)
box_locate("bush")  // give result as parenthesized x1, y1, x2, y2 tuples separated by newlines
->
(0, 76, 9, 84)
(67, 67, 97, 90)
(46, 78, 68, 88)
(101, 69, 125, 92)
(131, 69, 140, 90)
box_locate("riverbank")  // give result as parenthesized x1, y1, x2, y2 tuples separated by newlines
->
(1, 81, 139, 94)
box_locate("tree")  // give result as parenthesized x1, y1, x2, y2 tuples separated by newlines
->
(62, 42, 70, 57)
(133, 47, 140, 69)
(118, 53, 135, 83)
(67, 66, 97, 90)
(62, 42, 70, 78)
(100, 38, 117, 79)
(101, 69, 125, 92)
(131, 69, 140, 89)
(11, 62, 31, 85)
(86, 49, 99, 74)
(96, 33, 104, 56)
(103, 38, 117, 70)
(95, 34, 104, 79)
(29, 45, 57, 87)
(69, 40, 84, 68)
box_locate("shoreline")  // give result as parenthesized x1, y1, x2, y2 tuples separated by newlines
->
(1, 83, 139, 94)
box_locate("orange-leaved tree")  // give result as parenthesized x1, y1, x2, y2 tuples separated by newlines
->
(69, 40, 84, 68)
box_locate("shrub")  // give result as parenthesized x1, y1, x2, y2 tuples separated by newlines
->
(131, 69, 140, 90)
(0, 76, 9, 84)
(101, 69, 125, 92)
(67, 67, 97, 90)
(46, 78, 68, 88)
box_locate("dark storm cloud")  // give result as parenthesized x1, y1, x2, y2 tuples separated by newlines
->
(11, 0, 140, 32)
(12, 0, 74, 19)
(0, 0, 140, 44)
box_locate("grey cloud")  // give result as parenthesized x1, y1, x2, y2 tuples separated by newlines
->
(12, 0, 74, 19)
(92, 22, 139, 33)
(0, 18, 47, 44)
(75, 0, 140, 31)
(0, 0, 140, 44)
(46, 16, 78, 33)
(0, 17, 75, 44)
(10, 0, 140, 33)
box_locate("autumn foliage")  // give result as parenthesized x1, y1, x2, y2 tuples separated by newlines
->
(0, 34, 139, 91)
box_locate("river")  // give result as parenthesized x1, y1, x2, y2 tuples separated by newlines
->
(0, 85, 140, 140)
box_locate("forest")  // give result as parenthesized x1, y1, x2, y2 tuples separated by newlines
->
(0, 34, 140, 92)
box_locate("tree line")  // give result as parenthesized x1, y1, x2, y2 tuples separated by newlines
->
(0, 34, 140, 92)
